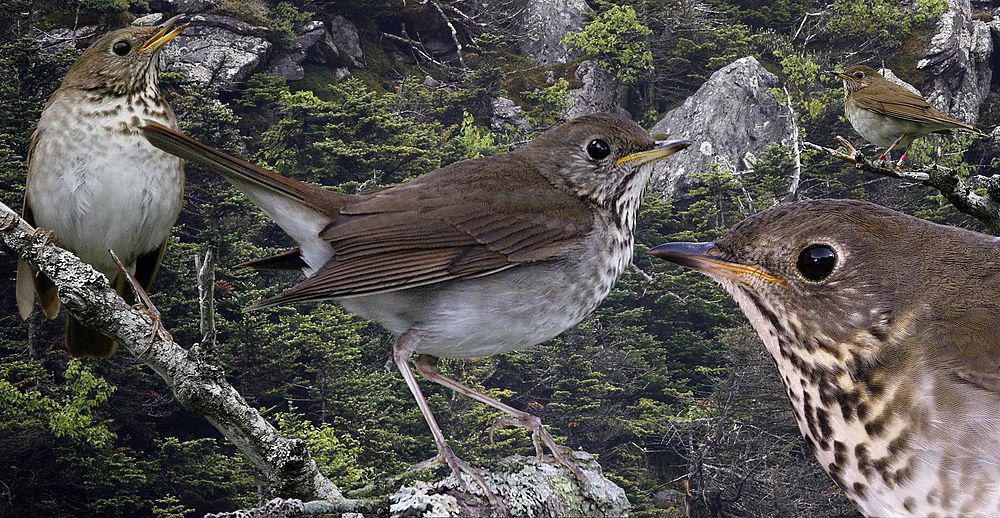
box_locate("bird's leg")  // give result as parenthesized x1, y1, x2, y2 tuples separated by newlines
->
(109, 249, 170, 349)
(393, 334, 503, 511)
(879, 135, 903, 163)
(415, 355, 589, 488)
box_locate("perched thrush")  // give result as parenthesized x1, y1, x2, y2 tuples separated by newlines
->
(651, 199, 999, 517)
(829, 65, 984, 165)
(15, 18, 188, 357)
(142, 114, 689, 501)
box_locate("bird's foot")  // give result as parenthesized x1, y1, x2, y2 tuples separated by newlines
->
(410, 447, 507, 515)
(27, 227, 58, 248)
(109, 249, 171, 352)
(488, 414, 591, 492)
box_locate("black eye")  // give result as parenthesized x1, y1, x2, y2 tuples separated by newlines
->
(113, 41, 131, 56)
(586, 139, 611, 160)
(796, 244, 837, 281)
(853, 71, 864, 79)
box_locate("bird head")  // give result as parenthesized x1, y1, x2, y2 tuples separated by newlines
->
(61, 16, 187, 96)
(525, 113, 690, 223)
(650, 199, 993, 364)
(827, 64, 882, 94)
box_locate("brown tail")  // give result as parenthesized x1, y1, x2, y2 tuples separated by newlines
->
(141, 121, 351, 216)
(237, 247, 307, 270)
(65, 313, 117, 357)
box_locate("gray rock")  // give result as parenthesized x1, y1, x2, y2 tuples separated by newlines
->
(313, 15, 363, 67)
(491, 97, 532, 132)
(917, 0, 992, 124)
(649, 56, 794, 197)
(161, 14, 272, 90)
(148, 0, 217, 13)
(519, 0, 589, 65)
(37, 25, 100, 54)
(879, 68, 921, 95)
(265, 20, 325, 81)
(132, 13, 164, 26)
(564, 61, 623, 118)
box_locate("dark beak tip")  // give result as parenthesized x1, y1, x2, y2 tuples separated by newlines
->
(649, 242, 717, 262)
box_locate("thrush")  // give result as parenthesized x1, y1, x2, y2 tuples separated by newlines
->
(142, 113, 689, 501)
(15, 17, 188, 357)
(651, 199, 1000, 517)
(828, 65, 984, 165)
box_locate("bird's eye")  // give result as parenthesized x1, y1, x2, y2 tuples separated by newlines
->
(112, 41, 131, 56)
(586, 139, 611, 161)
(796, 244, 837, 281)
(853, 71, 864, 79)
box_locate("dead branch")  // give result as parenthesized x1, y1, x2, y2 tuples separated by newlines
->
(804, 137, 1000, 234)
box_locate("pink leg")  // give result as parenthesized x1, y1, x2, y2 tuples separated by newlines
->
(415, 355, 589, 487)
(879, 135, 903, 162)
(393, 332, 502, 509)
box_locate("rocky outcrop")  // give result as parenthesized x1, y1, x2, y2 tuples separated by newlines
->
(491, 97, 532, 132)
(37, 25, 99, 54)
(519, 0, 589, 65)
(265, 21, 325, 81)
(649, 57, 794, 197)
(918, 0, 993, 124)
(565, 61, 623, 118)
(160, 14, 272, 90)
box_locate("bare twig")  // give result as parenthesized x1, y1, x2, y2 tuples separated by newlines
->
(782, 86, 803, 201)
(804, 137, 1000, 234)
(194, 248, 216, 351)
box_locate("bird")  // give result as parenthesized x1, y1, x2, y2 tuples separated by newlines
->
(141, 113, 690, 503)
(828, 65, 984, 165)
(650, 199, 1000, 517)
(15, 17, 188, 357)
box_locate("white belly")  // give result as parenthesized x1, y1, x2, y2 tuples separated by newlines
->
(845, 99, 924, 149)
(26, 94, 184, 278)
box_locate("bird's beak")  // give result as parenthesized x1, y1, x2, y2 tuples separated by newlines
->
(615, 139, 691, 167)
(650, 242, 784, 285)
(139, 15, 188, 54)
(824, 70, 847, 80)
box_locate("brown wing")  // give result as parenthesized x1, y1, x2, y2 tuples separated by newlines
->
(922, 307, 1000, 395)
(852, 84, 979, 132)
(255, 155, 593, 307)
(16, 129, 60, 320)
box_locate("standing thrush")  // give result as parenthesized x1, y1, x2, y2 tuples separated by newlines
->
(15, 18, 188, 357)
(141, 113, 689, 500)
(651, 199, 999, 517)
(829, 65, 984, 165)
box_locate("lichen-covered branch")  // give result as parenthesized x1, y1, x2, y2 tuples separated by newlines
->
(805, 137, 1000, 234)
(0, 202, 349, 509)
(0, 201, 631, 517)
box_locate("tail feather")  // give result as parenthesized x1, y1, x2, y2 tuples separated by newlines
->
(141, 121, 353, 216)
(16, 260, 60, 320)
(238, 247, 307, 271)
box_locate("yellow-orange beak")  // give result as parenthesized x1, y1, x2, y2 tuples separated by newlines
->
(650, 242, 784, 285)
(139, 15, 188, 54)
(615, 139, 691, 167)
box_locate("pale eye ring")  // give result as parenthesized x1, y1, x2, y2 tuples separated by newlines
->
(113, 40, 131, 56)
(853, 71, 864, 79)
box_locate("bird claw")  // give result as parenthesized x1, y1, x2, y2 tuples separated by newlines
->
(409, 447, 508, 515)
(488, 413, 589, 491)
(28, 227, 58, 248)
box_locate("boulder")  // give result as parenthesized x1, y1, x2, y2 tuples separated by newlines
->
(519, 0, 589, 65)
(491, 97, 532, 132)
(160, 14, 272, 90)
(312, 15, 363, 67)
(917, 0, 993, 124)
(564, 61, 623, 118)
(648, 57, 794, 197)
(37, 25, 100, 54)
(265, 20, 325, 81)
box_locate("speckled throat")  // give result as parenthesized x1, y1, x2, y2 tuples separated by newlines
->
(725, 285, 1000, 517)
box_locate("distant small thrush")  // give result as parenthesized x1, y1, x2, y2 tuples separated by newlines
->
(142, 113, 690, 502)
(829, 65, 984, 165)
(652, 199, 999, 517)
(16, 17, 187, 357)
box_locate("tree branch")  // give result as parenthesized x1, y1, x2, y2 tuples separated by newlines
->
(0, 202, 352, 509)
(804, 137, 1000, 234)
